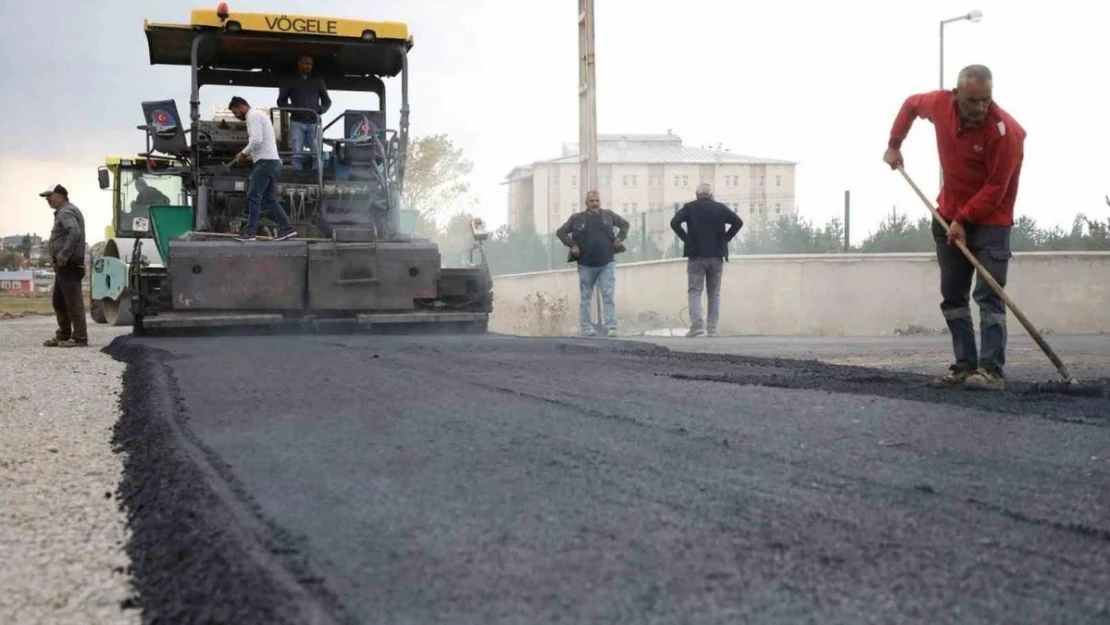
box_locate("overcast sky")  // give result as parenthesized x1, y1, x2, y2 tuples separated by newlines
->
(1, 0, 1106, 244)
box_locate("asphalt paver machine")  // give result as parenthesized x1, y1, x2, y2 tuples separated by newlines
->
(93, 4, 492, 334)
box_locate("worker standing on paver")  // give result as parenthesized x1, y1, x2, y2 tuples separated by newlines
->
(40, 184, 88, 347)
(670, 182, 744, 338)
(884, 64, 1027, 391)
(229, 95, 298, 243)
(556, 189, 630, 337)
(276, 54, 331, 173)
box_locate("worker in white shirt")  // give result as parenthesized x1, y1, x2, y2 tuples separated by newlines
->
(228, 96, 297, 242)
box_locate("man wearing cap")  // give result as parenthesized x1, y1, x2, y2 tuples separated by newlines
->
(40, 184, 88, 347)
(670, 182, 744, 337)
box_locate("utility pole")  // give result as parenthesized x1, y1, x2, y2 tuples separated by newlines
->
(579, 0, 604, 331)
(578, 0, 598, 193)
(843, 190, 851, 252)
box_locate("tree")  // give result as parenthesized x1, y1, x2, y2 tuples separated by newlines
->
(736, 213, 845, 254)
(1011, 215, 1042, 251)
(484, 225, 551, 276)
(435, 211, 480, 267)
(401, 134, 476, 235)
(856, 210, 933, 253)
(0, 249, 24, 271)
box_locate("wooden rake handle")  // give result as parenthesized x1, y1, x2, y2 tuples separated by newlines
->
(895, 166, 1073, 381)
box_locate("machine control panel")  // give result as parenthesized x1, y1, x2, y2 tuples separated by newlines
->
(197, 119, 249, 145)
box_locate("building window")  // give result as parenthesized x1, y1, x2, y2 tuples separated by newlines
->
(630, 175, 638, 186)
(732, 175, 740, 186)
(673, 175, 680, 187)
(631, 202, 638, 212)
(571, 175, 578, 187)
(601, 175, 609, 187)
(682, 175, 689, 186)
(775, 175, 781, 187)
(622, 202, 629, 213)
(775, 203, 782, 215)
(553, 174, 560, 186)
(0, 281, 8, 289)
(571, 202, 579, 212)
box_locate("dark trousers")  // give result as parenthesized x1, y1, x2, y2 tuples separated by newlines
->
(932, 219, 1011, 375)
(53, 261, 88, 343)
(244, 159, 293, 236)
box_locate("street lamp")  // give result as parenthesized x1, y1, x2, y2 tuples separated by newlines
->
(940, 10, 983, 89)
(938, 10, 981, 189)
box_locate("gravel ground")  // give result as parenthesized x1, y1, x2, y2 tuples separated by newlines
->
(0, 316, 136, 625)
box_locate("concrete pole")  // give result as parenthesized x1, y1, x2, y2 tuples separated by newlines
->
(579, 0, 604, 329)
(578, 0, 598, 193)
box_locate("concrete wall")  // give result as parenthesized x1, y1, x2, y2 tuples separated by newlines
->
(489, 252, 1110, 336)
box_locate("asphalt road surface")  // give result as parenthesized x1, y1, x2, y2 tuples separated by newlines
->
(106, 332, 1110, 625)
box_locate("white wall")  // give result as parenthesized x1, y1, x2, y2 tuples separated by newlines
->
(490, 252, 1110, 336)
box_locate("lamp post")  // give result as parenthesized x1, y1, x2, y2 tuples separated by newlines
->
(938, 10, 981, 189)
(940, 10, 982, 89)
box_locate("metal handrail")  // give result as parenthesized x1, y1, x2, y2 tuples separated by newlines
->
(271, 107, 324, 193)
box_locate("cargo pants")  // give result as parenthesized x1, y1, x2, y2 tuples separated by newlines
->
(932, 219, 1012, 376)
(53, 261, 88, 343)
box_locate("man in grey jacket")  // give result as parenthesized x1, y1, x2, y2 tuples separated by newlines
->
(40, 184, 88, 347)
(670, 183, 743, 337)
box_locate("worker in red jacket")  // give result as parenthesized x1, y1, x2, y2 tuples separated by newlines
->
(884, 64, 1026, 392)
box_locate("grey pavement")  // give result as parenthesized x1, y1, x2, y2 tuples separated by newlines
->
(104, 330, 1110, 625)
(624, 332, 1110, 383)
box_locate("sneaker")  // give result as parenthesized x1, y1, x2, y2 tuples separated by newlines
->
(605, 326, 618, 337)
(964, 369, 1005, 391)
(273, 228, 297, 241)
(686, 328, 706, 338)
(707, 330, 719, 338)
(235, 234, 257, 242)
(580, 327, 596, 338)
(930, 364, 972, 388)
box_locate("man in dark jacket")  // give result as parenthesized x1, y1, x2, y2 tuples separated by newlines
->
(555, 190, 630, 337)
(40, 184, 88, 347)
(276, 55, 331, 173)
(670, 183, 743, 337)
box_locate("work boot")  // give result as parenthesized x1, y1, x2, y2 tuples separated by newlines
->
(964, 368, 1005, 391)
(57, 339, 88, 348)
(686, 328, 706, 338)
(930, 364, 972, 388)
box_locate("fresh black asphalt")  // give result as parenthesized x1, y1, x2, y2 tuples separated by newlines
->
(105, 333, 1110, 624)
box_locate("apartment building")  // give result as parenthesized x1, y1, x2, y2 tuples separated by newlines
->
(504, 132, 797, 250)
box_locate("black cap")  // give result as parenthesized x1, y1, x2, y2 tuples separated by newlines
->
(38, 184, 68, 197)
